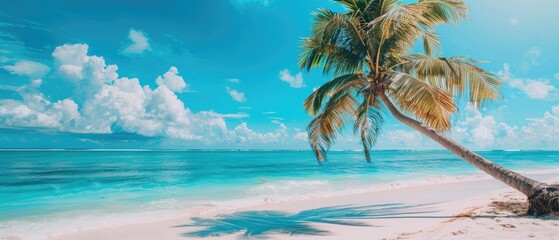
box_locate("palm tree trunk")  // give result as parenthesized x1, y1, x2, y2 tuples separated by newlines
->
(377, 87, 559, 216)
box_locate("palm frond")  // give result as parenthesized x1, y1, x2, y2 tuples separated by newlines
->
(354, 89, 384, 162)
(422, 31, 441, 57)
(366, 0, 467, 68)
(396, 54, 502, 108)
(304, 73, 366, 115)
(299, 8, 369, 76)
(417, 0, 468, 25)
(386, 72, 457, 131)
(307, 90, 359, 161)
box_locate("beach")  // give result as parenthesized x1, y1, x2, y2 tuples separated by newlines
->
(2, 0, 559, 238)
(1, 150, 558, 239)
(50, 175, 559, 240)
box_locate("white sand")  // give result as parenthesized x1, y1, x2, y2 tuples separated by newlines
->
(41, 173, 558, 240)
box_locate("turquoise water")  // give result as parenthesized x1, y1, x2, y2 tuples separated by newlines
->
(0, 150, 558, 237)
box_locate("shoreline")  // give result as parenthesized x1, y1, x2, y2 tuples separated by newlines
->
(2, 171, 556, 240)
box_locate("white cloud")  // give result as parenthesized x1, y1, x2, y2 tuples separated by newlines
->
(509, 78, 556, 99)
(517, 108, 559, 148)
(449, 104, 559, 150)
(155, 67, 187, 92)
(279, 69, 305, 88)
(262, 111, 275, 115)
(450, 105, 516, 149)
(383, 130, 426, 148)
(293, 131, 308, 142)
(214, 112, 250, 118)
(124, 29, 150, 54)
(227, 78, 240, 84)
(233, 122, 287, 144)
(1, 43, 312, 147)
(0, 93, 80, 129)
(2, 60, 50, 78)
(554, 73, 559, 80)
(553, 106, 559, 116)
(52, 43, 119, 94)
(30, 79, 42, 88)
(226, 86, 247, 103)
(501, 63, 557, 100)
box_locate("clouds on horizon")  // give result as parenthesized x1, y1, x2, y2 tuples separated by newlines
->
(382, 104, 559, 150)
(2, 44, 559, 150)
(0, 43, 308, 147)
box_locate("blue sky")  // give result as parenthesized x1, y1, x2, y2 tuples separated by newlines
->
(0, 0, 558, 150)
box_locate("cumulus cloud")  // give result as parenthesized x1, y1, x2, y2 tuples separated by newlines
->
(53, 43, 119, 93)
(366, 104, 559, 150)
(2, 60, 50, 78)
(292, 131, 308, 142)
(517, 108, 559, 148)
(155, 67, 187, 92)
(501, 63, 557, 100)
(233, 122, 287, 144)
(0, 43, 310, 147)
(226, 86, 247, 103)
(0, 93, 80, 129)
(450, 104, 559, 150)
(279, 69, 305, 88)
(124, 29, 150, 54)
(450, 105, 515, 149)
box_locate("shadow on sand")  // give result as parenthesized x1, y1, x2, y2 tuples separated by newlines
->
(175, 203, 436, 239)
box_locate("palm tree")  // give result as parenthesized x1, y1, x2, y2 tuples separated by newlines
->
(299, 0, 558, 216)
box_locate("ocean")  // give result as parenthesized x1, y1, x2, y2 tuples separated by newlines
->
(1, 150, 558, 238)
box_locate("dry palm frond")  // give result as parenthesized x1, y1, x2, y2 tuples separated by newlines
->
(307, 91, 359, 161)
(397, 54, 501, 108)
(386, 72, 456, 131)
(354, 90, 384, 162)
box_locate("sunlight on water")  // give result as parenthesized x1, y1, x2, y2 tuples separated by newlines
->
(0, 150, 558, 238)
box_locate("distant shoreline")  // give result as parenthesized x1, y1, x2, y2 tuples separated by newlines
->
(0, 148, 557, 152)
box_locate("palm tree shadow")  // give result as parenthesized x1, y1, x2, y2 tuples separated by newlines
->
(175, 203, 436, 239)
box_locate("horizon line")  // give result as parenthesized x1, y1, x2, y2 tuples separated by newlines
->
(0, 148, 556, 152)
